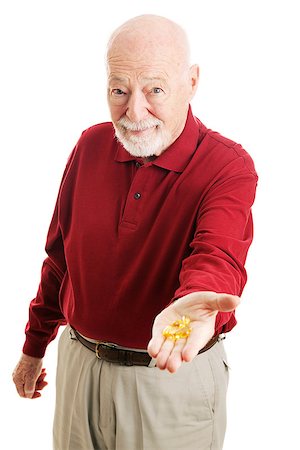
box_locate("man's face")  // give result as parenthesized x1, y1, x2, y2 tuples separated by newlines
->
(107, 40, 198, 158)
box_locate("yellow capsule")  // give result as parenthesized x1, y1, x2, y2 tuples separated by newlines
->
(162, 316, 192, 341)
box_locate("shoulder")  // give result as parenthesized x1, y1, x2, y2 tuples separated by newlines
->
(79, 122, 115, 146)
(196, 118, 257, 179)
(71, 121, 116, 161)
(65, 122, 117, 171)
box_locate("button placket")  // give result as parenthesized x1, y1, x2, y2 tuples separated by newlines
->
(120, 166, 148, 227)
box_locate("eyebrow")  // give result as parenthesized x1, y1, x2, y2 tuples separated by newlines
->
(108, 76, 129, 83)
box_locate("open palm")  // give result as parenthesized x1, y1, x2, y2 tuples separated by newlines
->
(147, 291, 240, 373)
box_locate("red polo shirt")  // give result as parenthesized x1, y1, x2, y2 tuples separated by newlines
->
(23, 107, 258, 358)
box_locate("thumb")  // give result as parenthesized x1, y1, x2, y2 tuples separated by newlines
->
(24, 375, 37, 398)
(210, 293, 241, 312)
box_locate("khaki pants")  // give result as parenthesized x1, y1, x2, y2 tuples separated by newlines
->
(53, 326, 229, 450)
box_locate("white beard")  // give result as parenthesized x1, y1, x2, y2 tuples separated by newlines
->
(114, 116, 172, 158)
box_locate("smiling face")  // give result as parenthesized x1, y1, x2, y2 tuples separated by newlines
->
(106, 15, 199, 157)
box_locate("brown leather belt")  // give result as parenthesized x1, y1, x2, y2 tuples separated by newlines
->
(72, 328, 220, 367)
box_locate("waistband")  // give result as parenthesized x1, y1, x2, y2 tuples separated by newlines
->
(71, 328, 221, 367)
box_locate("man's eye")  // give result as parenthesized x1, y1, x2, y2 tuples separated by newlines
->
(112, 89, 125, 96)
(151, 87, 163, 94)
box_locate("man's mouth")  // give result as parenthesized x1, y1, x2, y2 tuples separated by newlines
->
(127, 126, 157, 137)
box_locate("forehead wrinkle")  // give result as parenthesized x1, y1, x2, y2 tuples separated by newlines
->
(108, 51, 185, 73)
(139, 74, 168, 83)
(107, 54, 171, 71)
(108, 68, 169, 86)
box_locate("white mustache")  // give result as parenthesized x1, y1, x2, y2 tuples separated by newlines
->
(117, 116, 162, 131)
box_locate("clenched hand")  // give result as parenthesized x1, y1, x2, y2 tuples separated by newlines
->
(12, 353, 47, 399)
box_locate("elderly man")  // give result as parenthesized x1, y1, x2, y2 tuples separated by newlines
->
(13, 14, 257, 450)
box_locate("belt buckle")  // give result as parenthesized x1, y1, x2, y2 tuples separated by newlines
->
(95, 341, 117, 359)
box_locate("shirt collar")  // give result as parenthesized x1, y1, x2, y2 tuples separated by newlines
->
(114, 106, 202, 173)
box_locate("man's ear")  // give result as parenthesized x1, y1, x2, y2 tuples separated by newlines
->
(189, 64, 200, 100)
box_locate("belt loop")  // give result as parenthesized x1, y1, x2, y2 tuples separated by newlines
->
(69, 327, 77, 341)
(148, 357, 157, 368)
(126, 351, 133, 366)
(218, 334, 226, 342)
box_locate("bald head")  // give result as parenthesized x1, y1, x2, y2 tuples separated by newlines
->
(107, 15, 191, 70)
(106, 15, 199, 158)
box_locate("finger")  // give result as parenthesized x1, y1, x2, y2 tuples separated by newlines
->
(148, 307, 181, 358)
(147, 317, 169, 357)
(155, 338, 175, 370)
(29, 381, 48, 399)
(36, 370, 47, 383)
(24, 389, 35, 399)
(31, 391, 42, 399)
(24, 375, 39, 399)
(15, 381, 26, 398)
(33, 369, 48, 394)
(35, 380, 48, 391)
(182, 326, 214, 362)
(165, 339, 187, 373)
(147, 334, 165, 358)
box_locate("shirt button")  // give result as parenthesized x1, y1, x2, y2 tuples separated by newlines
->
(136, 162, 141, 168)
(134, 192, 142, 200)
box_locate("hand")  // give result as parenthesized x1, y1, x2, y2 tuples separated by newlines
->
(12, 353, 48, 399)
(147, 291, 240, 373)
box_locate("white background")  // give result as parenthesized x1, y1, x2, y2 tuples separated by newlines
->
(1, 1, 299, 449)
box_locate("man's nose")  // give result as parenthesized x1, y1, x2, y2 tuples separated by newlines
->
(126, 90, 150, 123)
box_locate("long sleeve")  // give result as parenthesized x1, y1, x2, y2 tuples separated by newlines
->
(22, 149, 76, 358)
(172, 150, 258, 333)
